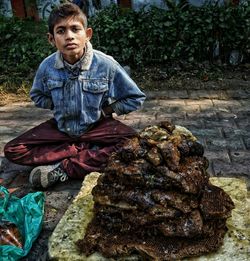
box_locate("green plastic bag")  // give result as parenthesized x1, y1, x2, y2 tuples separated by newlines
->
(0, 186, 45, 260)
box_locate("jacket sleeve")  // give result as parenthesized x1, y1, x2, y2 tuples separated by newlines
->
(109, 64, 146, 116)
(30, 63, 53, 110)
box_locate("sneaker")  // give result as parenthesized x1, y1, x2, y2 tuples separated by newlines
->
(29, 164, 68, 189)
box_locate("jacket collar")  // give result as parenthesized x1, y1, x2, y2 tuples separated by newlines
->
(54, 41, 93, 71)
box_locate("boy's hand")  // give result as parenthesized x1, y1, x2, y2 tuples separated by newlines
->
(101, 106, 114, 118)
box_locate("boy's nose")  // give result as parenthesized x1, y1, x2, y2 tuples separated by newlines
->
(65, 29, 74, 40)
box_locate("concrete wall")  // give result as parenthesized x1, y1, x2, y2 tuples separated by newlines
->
(36, 0, 62, 19)
(0, 0, 238, 19)
(0, 0, 13, 17)
(0, 0, 117, 19)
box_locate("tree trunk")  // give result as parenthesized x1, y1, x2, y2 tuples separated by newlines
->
(117, 0, 132, 8)
(11, 0, 26, 18)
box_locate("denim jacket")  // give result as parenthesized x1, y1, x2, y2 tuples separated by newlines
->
(30, 42, 146, 137)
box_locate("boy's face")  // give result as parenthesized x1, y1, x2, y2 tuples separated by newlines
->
(48, 16, 92, 64)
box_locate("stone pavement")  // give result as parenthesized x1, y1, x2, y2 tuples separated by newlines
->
(0, 89, 250, 260)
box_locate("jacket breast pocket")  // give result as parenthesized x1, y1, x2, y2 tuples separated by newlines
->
(47, 80, 64, 106)
(82, 81, 109, 111)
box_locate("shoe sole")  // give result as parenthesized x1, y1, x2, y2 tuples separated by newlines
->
(29, 168, 41, 187)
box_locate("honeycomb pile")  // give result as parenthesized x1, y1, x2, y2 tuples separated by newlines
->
(76, 121, 234, 260)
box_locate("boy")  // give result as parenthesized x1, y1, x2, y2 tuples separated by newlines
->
(3, 3, 146, 189)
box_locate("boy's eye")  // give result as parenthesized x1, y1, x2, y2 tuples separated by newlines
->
(57, 29, 65, 34)
(72, 27, 81, 33)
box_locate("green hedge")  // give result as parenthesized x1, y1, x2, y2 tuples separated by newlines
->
(89, 2, 250, 65)
(0, 2, 249, 92)
(0, 17, 54, 91)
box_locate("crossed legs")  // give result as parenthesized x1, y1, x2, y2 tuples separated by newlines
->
(4, 117, 136, 179)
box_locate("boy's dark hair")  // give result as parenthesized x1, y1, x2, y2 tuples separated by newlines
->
(48, 3, 88, 35)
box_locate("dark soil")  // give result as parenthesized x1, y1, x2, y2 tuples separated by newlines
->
(0, 91, 31, 106)
(132, 63, 250, 92)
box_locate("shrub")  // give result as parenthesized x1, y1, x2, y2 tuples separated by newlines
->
(0, 17, 53, 92)
(0, 1, 249, 92)
(89, 2, 250, 65)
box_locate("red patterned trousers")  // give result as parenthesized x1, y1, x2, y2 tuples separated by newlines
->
(4, 117, 136, 178)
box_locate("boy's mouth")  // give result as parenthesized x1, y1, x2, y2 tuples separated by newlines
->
(65, 43, 77, 49)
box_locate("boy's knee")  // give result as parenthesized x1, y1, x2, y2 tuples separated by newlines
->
(4, 148, 12, 162)
(3, 141, 18, 161)
(4, 141, 11, 155)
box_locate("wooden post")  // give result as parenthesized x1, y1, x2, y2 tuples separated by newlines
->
(10, 0, 39, 20)
(24, 0, 40, 21)
(11, 0, 26, 18)
(117, 0, 132, 9)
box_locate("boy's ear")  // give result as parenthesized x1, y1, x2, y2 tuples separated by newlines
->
(47, 33, 55, 47)
(86, 28, 93, 41)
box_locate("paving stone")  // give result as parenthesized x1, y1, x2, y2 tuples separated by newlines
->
(204, 118, 237, 128)
(156, 112, 186, 122)
(52, 179, 82, 192)
(183, 104, 200, 113)
(222, 127, 249, 138)
(212, 160, 250, 183)
(0, 119, 48, 128)
(194, 90, 211, 99)
(185, 99, 213, 106)
(209, 90, 229, 99)
(226, 89, 249, 99)
(157, 99, 186, 107)
(142, 103, 179, 114)
(196, 138, 206, 147)
(234, 111, 250, 120)
(205, 138, 245, 151)
(172, 119, 205, 129)
(239, 99, 250, 106)
(229, 150, 250, 164)
(186, 92, 200, 99)
(43, 190, 79, 231)
(0, 167, 32, 181)
(168, 89, 189, 99)
(0, 135, 18, 153)
(123, 110, 156, 119)
(0, 108, 51, 120)
(216, 111, 238, 120)
(139, 118, 160, 129)
(0, 144, 5, 155)
(204, 150, 230, 162)
(8, 172, 30, 187)
(21, 230, 50, 261)
(229, 106, 250, 114)
(139, 106, 158, 113)
(0, 119, 22, 126)
(0, 125, 22, 134)
(206, 164, 214, 176)
(211, 108, 233, 114)
(146, 91, 169, 99)
(223, 79, 250, 89)
(235, 118, 250, 128)
(167, 106, 186, 113)
(199, 104, 216, 112)
(212, 99, 242, 109)
(0, 90, 249, 259)
(142, 99, 160, 107)
(117, 117, 141, 130)
(187, 112, 218, 120)
(190, 128, 223, 138)
(243, 137, 250, 150)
